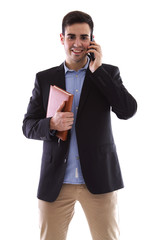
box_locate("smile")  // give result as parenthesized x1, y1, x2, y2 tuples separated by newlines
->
(71, 49, 83, 54)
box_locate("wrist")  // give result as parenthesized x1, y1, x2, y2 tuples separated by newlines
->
(50, 117, 56, 130)
(90, 64, 102, 73)
(49, 129, 56, 136)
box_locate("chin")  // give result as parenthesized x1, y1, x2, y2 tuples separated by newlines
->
(74, 54, 87, 62)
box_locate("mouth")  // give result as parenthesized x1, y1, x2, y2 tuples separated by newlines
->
(71, 49, 84, 55)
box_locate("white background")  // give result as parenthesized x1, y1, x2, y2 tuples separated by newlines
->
(1, 0, 160, 239)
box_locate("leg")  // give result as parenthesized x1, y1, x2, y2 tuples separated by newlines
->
(79, 186, 120, 240)
(38, 185, 76, 240)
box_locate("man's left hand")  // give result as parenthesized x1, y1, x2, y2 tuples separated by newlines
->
(87, 41, 102, 73)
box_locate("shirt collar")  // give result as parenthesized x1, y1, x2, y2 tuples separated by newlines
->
(64, 57, 89, 74)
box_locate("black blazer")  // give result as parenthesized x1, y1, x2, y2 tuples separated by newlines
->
(23, 63, 137, 202)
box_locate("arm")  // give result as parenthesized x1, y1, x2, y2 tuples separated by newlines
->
(89, 65, 137, 119)
(87, 40, 137, 119)
(22, 76, 54, 141)
(22, 76, 74, 141)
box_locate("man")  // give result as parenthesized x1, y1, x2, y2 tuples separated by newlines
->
(23, 11, 137, 240)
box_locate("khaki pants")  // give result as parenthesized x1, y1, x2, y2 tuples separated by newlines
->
(38, 184, 120, 240)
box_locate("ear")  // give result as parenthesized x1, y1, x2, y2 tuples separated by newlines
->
(60, 33, 64, 45)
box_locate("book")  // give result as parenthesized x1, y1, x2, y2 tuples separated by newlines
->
(46, 85, 74, 141)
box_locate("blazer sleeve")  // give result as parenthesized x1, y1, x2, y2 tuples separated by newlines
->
(22, 75, 56, 141)
(89, 64, 137, 119)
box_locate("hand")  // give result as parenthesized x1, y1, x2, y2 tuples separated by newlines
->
(87, 41, 102, 73)
(50, 101, 74, 131)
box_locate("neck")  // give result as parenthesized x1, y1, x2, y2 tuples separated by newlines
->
(65, 58, 88, 71)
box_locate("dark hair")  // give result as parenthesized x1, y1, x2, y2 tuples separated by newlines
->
(62, 11, 94, 35)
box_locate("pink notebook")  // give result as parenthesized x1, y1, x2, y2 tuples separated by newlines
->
(46, 85, 74, 141)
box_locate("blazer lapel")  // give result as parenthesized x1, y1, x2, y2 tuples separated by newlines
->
(76, 69, 91, 120)
(53, 63, 66, 90)
(54, 64, 91, 120)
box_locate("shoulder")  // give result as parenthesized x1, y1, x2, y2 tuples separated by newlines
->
(92, 63, 120, 79)
(36, 63, 64, 79)
(101, 63, 119, 74)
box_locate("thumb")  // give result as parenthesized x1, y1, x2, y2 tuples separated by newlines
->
(56, 101, 65, 112)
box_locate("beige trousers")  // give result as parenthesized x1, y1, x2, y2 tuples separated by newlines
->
(38, 184, 120, 240)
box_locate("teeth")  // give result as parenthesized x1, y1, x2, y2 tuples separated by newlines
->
(72, 50, 82, 52)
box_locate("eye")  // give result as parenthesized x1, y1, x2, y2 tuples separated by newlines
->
(68, 35, 75, 40)
(81, 36, 89, 40)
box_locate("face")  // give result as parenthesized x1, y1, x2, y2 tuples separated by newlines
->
(60, 23, 91, 68)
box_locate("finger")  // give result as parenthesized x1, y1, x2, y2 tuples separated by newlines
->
(65, 119, 74, 124)
(88, 45, 100, 50)
(61, 117, 74, 124)
(90, 40, 96, 44)
(56, 101, 65, 112)
(59, 112, 74, 118)
(60, 120, 74, 130)
(87, 49, 96, 55)
(87, 47, 102, 56)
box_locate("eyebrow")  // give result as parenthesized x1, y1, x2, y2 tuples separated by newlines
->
(67, 33, 89, 37)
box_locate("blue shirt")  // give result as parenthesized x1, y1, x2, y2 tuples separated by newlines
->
(63, 59, 89, 184)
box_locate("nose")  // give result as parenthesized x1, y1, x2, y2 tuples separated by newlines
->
(73, 37, 82, 47)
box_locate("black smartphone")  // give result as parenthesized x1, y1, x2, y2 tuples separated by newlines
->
(89, 34, 95, 61)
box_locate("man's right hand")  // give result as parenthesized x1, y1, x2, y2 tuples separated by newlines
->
(50, 101, 74, 131)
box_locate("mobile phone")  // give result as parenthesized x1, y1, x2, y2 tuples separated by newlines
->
(89, 34, 95, 61)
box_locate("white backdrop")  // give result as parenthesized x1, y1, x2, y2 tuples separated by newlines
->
(1, 0, 160, 239)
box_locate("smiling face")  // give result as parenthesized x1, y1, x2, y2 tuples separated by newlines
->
(60, 23, 91, 70)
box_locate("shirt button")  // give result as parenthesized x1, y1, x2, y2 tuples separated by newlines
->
(76, 107, 78, 110)
(64, 159, 67, 163)
(76, 74, 78, 77)
(76, 89, 78, 92)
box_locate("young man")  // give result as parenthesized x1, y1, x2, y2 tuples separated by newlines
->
(23, 11, 137, 240)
